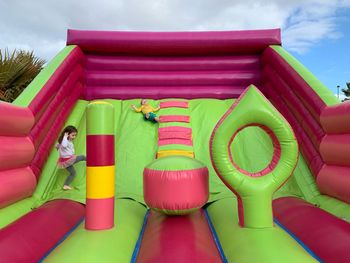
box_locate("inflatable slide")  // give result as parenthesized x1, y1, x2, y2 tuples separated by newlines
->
(1, 29, 350, 262)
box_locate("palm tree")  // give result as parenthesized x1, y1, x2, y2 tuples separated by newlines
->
(0, 49, 45, 102)
(341, 82, 350, 102)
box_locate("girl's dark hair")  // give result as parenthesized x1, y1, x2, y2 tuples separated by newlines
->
(58, 125, 78, 144)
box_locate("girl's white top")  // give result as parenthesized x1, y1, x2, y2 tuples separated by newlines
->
(58, 135, 75, 158)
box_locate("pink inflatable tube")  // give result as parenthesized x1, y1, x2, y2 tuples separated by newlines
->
(0, 102, 34, 136)
(85, 85, 246, 100)
(273, 197, 350, 262)
(0, 200, 84, 262)
(320, 134, 350, 166)
(85, 70, 260, 87)
(30, 65, 83, 148)
(0, 136, 34, 171)
(29, 48, 84, 121)
(321, 102, 350, 134)
(262, 47, 326, 122)
(265, 84, 323, 176)
(0, 167, 37, 208)
(262, 65, 324, 148)
(144, 167, 209, 212)
(317, 165, 350, 204)
(30, 83, 83, 178)
(67, 29, 281, 55)
(85, 54, 260, 71)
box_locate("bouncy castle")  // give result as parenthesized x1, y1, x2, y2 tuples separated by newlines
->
(1, 29, 350, 262)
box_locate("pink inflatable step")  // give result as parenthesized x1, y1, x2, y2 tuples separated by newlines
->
(158, 138, 193, 146)
(160, 101, 189, 109)
(159, 115, 190, 123)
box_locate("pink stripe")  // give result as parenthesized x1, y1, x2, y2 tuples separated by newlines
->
(158, 138, 193, 146)
(144, 167, 208, 210)
(159, 115, 190, 123)
(160, 101, 189, 109)
(85, 197, 114, 230)
(86, 135, 115, 166)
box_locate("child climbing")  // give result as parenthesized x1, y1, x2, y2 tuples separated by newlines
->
(131, 99, 160, 123)
(56, 125, 86, 190)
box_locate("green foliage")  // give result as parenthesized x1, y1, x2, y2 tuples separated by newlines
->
(341, 82, 350, 102)
(0, 49, 45, 102)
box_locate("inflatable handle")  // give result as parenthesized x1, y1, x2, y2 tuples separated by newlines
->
(210, 85, 298, 228)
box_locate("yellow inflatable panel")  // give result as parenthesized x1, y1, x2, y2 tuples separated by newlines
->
(87, 165, 115, 198)
(157, 149, 194, 158)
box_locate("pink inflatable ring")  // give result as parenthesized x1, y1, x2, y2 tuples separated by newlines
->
(143, 156, 209, 215)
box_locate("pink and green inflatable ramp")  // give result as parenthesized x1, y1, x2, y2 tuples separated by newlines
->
(0, 29, 350, 263)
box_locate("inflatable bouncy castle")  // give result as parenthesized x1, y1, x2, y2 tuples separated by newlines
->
(1, 29, 350, 262)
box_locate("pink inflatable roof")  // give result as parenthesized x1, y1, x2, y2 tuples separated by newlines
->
(67, 29, 281, 55)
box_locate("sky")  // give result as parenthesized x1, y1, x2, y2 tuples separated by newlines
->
(0, 0, 349, 98)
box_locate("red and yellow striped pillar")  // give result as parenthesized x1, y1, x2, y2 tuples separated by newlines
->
(85, 101, 115, 230)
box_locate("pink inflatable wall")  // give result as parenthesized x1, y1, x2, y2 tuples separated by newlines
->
(67, 29, 281, 100)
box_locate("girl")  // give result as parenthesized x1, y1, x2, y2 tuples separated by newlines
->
(56, 125, 86, 190)
(131, 99, 160, 123)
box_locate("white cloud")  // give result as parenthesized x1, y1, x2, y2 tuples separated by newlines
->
(281, 1, 350, 53)
(335, 93, 347, 101)
(0, 0, 349, 60)
(282, 18, 341, 53)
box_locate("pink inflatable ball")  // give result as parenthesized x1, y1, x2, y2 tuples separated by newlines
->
(143, 156, 209, 215)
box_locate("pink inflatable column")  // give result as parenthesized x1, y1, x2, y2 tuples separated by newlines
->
(85, 101, 115, 230)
